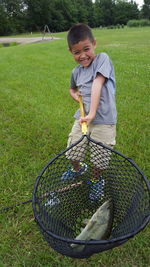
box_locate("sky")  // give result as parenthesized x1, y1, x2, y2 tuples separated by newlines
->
(93, 0, 144, 8)
(134, 0, 144, 8)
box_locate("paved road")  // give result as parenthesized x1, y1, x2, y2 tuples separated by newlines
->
(0, 36, 60, 45)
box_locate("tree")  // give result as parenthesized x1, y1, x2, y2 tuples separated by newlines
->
(53, 0, 78, 31)
(0, 0, 145, 36)
(85, 0, 97, 27)
(24, 0, 80, 32)
(114, 0, 139, 25)
(141, 0, 150, 19)
(24, 0, 53, 31)
(94, 0, 115, 26)
(0, 3, 10, 35)
(0, 0, 27, 34)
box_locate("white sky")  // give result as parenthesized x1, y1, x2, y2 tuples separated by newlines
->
(93, 0, 144, 8)
(133, 0, 144, 8)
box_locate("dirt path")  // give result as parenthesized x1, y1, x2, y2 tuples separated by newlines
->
(0, 36, 60, 45)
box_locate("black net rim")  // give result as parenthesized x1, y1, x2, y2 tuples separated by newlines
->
(32, 208, 150, 246)
(32, 135, 150, 246)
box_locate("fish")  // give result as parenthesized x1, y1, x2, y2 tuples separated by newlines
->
(71, 200, 113, 252)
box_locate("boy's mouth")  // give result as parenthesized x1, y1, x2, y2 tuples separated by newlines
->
(79, 58, 91, 66)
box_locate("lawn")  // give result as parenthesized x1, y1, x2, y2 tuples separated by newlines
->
(0, 27, 150, 266)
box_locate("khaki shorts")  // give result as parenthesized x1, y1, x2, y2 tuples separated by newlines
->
(66, 120, 116, 169)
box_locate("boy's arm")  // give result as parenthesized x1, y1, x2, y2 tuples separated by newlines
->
(70, 87, 80, 102)
(80, 73, 105, 124)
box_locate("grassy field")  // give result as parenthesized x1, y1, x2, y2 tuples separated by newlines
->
(0, 27, 150, 266)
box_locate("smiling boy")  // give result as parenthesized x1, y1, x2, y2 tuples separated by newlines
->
(62, 24, 117, 201)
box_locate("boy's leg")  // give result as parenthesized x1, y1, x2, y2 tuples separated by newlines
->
(89, 124, 116, 200)
(92, 166, 103, 181)
(90, 124, 116, 169)
(45, 120, 88, 207)
(61, 120, 88, 181)
(66, 120, 87, 161)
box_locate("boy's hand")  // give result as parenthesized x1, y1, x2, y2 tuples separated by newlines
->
(70, 88, 81, 102)
(80, 114, 95, 125)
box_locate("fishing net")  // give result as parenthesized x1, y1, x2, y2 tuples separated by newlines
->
(32, 135, 150, 258)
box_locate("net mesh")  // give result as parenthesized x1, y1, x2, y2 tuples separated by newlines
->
(33, 136, 150, 258)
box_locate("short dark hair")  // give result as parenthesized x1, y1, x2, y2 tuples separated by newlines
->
(67, 24, 95, 49)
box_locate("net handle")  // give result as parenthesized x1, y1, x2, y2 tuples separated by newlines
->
(78, 95, 88, 135)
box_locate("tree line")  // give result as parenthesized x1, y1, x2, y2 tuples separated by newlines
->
(0, 0, 150, 35)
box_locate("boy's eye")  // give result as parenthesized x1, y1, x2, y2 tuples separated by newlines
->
(73, 51, 80, 55)
(72, 46, 90, 55)
(73, 51, 80, 56)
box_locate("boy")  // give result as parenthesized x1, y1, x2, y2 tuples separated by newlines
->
(45, 24, 117, 207)
(61, 23, 117, 202)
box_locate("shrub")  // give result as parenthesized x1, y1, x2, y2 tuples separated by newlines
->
(127, 19, 150, 27)
(140, 19, 150, 26)
(127, 20, 140, 27)
(10, 42, 18, 47)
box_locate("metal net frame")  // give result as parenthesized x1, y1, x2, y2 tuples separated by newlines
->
(32, 135, 150, 258)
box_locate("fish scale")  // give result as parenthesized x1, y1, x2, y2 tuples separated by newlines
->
(71, 200, 113, 252)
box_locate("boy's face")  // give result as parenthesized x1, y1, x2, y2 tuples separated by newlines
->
(70, 39, 96, 67)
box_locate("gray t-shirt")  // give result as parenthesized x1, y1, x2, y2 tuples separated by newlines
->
(70, 52, 117, 124)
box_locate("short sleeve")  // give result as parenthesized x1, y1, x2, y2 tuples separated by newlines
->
(70, 69, 77, 89)
(93, 53, 113, 80)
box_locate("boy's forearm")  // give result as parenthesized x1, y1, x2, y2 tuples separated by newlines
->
(88, 74, 105, 120)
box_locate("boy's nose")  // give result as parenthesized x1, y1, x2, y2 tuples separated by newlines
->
(80, 51, 86, 58)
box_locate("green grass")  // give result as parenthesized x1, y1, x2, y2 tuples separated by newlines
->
(0, 27, 150, 266)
